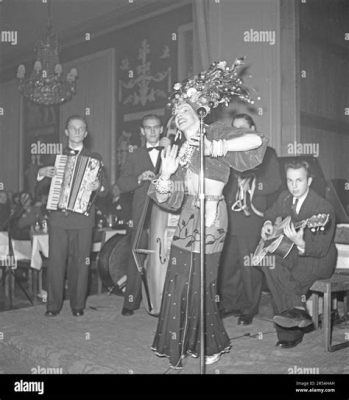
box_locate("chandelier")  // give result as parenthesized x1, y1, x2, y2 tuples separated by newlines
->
(17, 0, 77, 105)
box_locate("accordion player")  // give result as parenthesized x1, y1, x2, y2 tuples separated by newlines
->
(47, 153, 103, 215)
(36, 115, 109, 317)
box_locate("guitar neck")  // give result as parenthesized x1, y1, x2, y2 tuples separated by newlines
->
(294, 219, 308, 230)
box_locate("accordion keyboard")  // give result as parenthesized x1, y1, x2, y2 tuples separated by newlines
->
(47, 155, 68, 210)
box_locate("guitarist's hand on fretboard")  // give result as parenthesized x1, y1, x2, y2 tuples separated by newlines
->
(283, 220, 305, 250)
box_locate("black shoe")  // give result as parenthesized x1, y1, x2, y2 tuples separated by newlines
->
(276, 336, 303, 349)
(72, 310, 84, 317)
(45, 311, 59, 317)
(238, 314, 253, 326)
(220, 308, 241, 319)
(273, 308, 313, 329)
(121, 308, 134, 316)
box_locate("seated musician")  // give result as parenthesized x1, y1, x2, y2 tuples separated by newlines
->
(37, 115, 107, 317)
(260, 160, 337, 348)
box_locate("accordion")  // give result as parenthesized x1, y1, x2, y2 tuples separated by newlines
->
(47, 154, 102, 215)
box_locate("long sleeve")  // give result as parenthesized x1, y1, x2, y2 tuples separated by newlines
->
(206, 122, 268, 173)
(224, 133, 268, 173)
(35, 154, 56, 195)
(96, 163, 109, 198)
(117, 152, 141, 193)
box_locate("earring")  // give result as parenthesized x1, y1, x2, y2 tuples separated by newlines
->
(175, 130, 182, 141)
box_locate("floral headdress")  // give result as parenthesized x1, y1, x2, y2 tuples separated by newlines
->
(168, 58, 256, 114)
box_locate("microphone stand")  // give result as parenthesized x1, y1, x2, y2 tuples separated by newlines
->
(198, 107, 207, 375)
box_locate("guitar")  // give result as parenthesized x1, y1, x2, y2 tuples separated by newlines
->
(252, 213, 330, 266)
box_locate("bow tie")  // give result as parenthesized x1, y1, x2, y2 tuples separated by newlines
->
(68, 148, 79, 155)
(147, 146, 162, 152)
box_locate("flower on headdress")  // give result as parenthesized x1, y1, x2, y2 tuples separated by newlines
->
(173, 83, 182, 90)
(217, 61, 227, 69)
(187, 87, 197, 97)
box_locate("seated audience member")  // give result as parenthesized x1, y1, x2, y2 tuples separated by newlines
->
(95, 184, 132, 227)
(11, 192, 21, 213)
(0, 190, 11, 231)
(11, 192, 43, 240)
(260, 160, 337, 348)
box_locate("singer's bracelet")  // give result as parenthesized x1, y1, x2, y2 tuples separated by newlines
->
(152, 176, 174, 194)
(211, 139, 228, 157)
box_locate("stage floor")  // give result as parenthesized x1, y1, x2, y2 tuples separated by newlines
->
(0, 292, 348, 374)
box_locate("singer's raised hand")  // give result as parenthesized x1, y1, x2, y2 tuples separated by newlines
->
(160, 144, 179, 178)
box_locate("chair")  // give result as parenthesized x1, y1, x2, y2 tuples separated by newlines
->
(310, 273, 349, 351)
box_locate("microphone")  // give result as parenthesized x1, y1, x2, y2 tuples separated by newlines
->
(197, 107, 209, 118)
(196, 107, 208, 118)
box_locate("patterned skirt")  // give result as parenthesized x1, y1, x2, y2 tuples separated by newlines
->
(151, 195, 231, 368)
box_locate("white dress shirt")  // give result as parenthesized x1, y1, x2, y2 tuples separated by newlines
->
(146, 141, 160, 168)
(292, 188, 309, 214)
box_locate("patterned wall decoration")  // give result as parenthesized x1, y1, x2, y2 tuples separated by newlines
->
(115, 6, 192, 175)
(117, 38, 173, 171)
(119, 39, 171, 107)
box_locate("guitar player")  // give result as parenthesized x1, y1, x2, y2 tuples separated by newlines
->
(260, 159, 337, 348)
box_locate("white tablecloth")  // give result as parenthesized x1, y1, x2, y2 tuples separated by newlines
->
(31, 234, 49, 270)
(30, 229, 126, 270)
(335, 243, 349, 270)
(0, 232, 32, 262)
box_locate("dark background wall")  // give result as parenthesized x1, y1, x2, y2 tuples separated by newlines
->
(299, 0, 349, 179)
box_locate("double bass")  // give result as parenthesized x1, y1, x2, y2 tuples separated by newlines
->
(133, 127, 180, 316)
(140, 203, 179, 315)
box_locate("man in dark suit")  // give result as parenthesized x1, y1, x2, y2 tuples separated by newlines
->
(218, 114, 282, 325)
(116, 114, 170, 316)
(260, 160, 337, 348)
(37, 115, 107, 317)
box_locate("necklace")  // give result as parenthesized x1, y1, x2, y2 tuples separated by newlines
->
(178, 141, 195, 168)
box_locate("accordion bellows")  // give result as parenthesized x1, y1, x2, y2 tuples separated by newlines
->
(47, 154, 101, 215)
